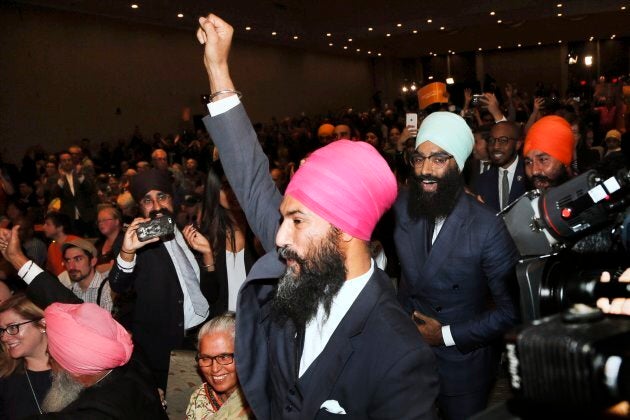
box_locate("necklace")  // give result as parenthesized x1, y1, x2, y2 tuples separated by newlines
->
(24, 367, 43, 415)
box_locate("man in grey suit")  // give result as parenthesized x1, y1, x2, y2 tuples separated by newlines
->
(198, 14, 438, 420)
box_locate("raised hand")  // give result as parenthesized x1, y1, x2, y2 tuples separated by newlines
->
(182, 224, 212, 255)
(120, 217, 159, 261)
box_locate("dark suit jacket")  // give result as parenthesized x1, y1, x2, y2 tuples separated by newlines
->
(203, 103, 439, 420)
(394, 189, 519, 396)
(109, 240, 212, 390)
(475, 157, 528, 212)
(51, 172, 98, 223)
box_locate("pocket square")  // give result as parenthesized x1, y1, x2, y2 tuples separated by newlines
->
(320, 399, 347, 414)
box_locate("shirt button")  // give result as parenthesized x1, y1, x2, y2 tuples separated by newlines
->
(178, 299, 184, 304)
(288, 388, 295, 396)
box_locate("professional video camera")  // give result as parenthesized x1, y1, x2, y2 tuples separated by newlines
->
(488, 168, 630, 417)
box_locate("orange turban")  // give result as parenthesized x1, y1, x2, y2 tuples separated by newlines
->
(523, 116, 574, 166)
(317, 124, 335, 137)
(45, 303, 133, 375)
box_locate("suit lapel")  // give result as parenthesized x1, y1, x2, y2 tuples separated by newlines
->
(298, 273, 384, 418)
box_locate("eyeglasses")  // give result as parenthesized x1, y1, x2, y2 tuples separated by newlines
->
(409, 153, 454, 168)
(195, 353, 234, 367)
(0, 319, 41, 337)
(140, 192, 171, 208)
(487, 136, 516, 146)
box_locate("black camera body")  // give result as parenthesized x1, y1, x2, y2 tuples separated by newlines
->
(136, 216, 174, 242)
(505, 308, 630, 412)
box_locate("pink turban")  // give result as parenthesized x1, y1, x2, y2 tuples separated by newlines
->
(285, 140, 397, 241)
(44, 303, 133, 376)
(524, 116, 574, 166)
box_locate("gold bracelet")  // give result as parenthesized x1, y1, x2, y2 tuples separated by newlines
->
(120, 249, 136, 255)
(208, 89, 242, 102)
(202, 263, 215, 270)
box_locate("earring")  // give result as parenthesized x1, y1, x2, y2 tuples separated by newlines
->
(41, 329, 46, 334)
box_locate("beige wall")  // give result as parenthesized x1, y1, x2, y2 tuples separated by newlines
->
(0, 4, 373, 163)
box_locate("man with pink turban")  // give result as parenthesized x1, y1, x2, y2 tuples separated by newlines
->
(198, 14, 438, 420)
(0, 226, 167, 419)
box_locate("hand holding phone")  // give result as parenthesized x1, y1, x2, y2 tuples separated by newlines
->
(406, 113, 418, 130)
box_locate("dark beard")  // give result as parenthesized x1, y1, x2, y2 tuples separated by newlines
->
(148, 208, 173, 219)
(408, 167, 464, 220)
(528, 169, 570, 190)
(42, 369, 85, 413)
(271, 229, 347, 328)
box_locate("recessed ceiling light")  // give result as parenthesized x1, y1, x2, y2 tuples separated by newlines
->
(448, 49, 451, 53)
(589, 36, 594, 41)
(498, 45, 502, 49)
(328, 42, 333, 46)
(348, 38, 353, 42)
(326, 33, 331, 37)
(518, 43, 522, 47)
(490, 11, 495, 16)
(611, 34, 616, 39)
(272, 31, 277, 36)
(386, 33, 391, 37)
(368, 51, 372, 54)
(478, 47, 482, 51)
(538, 41, 542, 45)
(131, 4, 139, 9)
(177, 13, 183, 18)
(558, 40, 562, 43)
(428, 76, 434, 80)
(622, 6, 627, 10)
(356, 48, 361, 52)
(413, 30, 418, 34)
(557, 3, 562, 7)
(368, 27, 373, 31)
(397, 23, 402, 27)
(440, 26, 445, 30)
(557, 13, 562, 17)
(497, 19, 502, 23)
(377, 53, 382, 56)
(245, 26, 251, 31)
(343, 46, 348, 49)
(427, 19, 432, 23)
(451, 51, 455, 55)
(293, 35, 299, 40)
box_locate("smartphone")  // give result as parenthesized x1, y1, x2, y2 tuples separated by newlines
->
(137, 216, 175, 242)
(406, 113, 418, 130)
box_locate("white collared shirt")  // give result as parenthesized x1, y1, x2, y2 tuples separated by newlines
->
(298, 260, 374, 377)
(498, 155, 519, 208)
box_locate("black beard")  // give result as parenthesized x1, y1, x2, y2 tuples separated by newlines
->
(528, 170, 570, 190)
(271, 229, 347, 328)
(408, 167, 464, 220)
(148, 208, 173, 219)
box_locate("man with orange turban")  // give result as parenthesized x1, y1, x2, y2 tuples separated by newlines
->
(523, 115, 575, 190)
(0, 225, 167, 419)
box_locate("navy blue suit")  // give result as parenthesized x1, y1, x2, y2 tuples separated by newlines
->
(394, 189, 519, 420)
(475, 157, 528, 212)
(203, 103, 439, 420)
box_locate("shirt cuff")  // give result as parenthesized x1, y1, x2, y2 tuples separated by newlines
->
(207, 95, 240, 117)
(116, 254, 136, 273)
(17, 260, 44, 284)
(442, 325, 456, 347)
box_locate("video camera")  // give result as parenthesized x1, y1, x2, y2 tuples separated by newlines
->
(494, 168, 630, 416)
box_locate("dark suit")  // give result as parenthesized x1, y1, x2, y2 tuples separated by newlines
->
(394, 189, 519, 420)
(475, 157, 528, 212)
(203, 103, 439, 420)
(51, 172, 98, 235)
(109, 240, 212, 390)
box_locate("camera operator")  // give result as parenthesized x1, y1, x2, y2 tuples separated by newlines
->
(108, 168, 212, 394)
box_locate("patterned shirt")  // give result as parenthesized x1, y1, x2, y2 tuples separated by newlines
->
(68, 270, 113, 312)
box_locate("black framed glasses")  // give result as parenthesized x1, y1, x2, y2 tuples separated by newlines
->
(487, 136, 516, 146)
(140, 192, 171, 209)
(0, 319, 41, 337)
(409, 153, 454, 168)
(195, 353, 234, 367)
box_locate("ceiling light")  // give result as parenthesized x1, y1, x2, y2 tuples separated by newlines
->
(558, 40, 562, 43)
(368, 51, 372, 54)
(386, 33, 391, 37)
(272, 31, 277, 36)
(497, 19, 502, 23)
(498, 45, 502, 49)
(490, 11, 495, 16)
(343, 46, 348, 49)
(356, 48, 361, 52)
(440, 26, 445, 30)
(348, 38, 353, 42)
(177, 13, 183, 18)
(402, 86, 409, 93)
(368, 27, 373, 31)
(326, 33, 331, 37)
(622, 6, 627, 10)
(557, 13, 562, 17)
(478, 47, 482, 51)
(451, 51, 455, 55)
(538, 41, 542, 45)
(245, 26, 251, 31)
(557, 3, 562, 7)
(518, 43, 522, 47)
(611, 34, 616, 39)
(131, 4, 139, 9)
(397, 23, 402, 27)
(293, 35, 299, 40)
(377, 53, 382, 56)
(428, 76, 434, 80)
(584, 55, 593, 66)
(446, 77, 455, 85)
(589, 36, 594, 41)
(328, 42, 333, 46)
(427, 19, 432, 23)
(413, 30, 418, 34)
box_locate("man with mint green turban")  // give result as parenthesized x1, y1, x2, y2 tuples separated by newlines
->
(393, 111, 520, 420)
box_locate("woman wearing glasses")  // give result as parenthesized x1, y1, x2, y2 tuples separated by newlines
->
(0, 294, 51, 418)
(186, 312, 252, 419)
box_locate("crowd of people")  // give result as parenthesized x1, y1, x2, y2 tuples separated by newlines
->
(0, 11, 628, 420)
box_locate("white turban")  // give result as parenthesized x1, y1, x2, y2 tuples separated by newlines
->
(415, 111, 474, 172)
